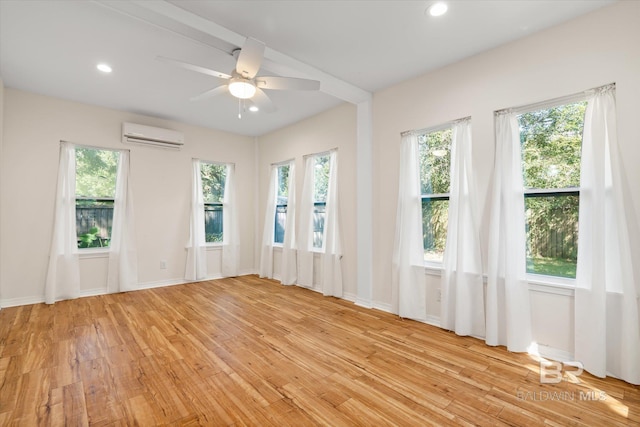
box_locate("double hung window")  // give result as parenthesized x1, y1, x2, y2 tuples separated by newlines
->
(418, 128, 452, 262)
(274, 164, 290, 244)
(312, 154, 330, 249)
(75, 147, 118, 249)
(200, 162, 227, 244)
(518, 101, 586, 279)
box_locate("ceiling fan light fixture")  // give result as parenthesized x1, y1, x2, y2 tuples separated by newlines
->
(229, 79, 256, 99)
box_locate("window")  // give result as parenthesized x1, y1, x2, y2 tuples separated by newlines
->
(418, 128, 452, 262)
(519, 100, 586, 279)
(200, 162, 227, 244)
(312, 154, 330, 249)
(274, 163, 290, 244)
(75, 147, 118, 249)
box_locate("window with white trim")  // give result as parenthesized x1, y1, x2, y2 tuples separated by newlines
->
(75, 147, 118, 249)
(419, 128, 452, 262)
(312, 154, 330, 249)
(200, 162, 227, 244)
(518, 100, 586, 279)
(274, 163, 290, 244)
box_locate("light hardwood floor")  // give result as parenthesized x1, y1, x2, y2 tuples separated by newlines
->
(0, 275, 638, 426)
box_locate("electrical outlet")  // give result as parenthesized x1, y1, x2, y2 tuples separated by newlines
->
(160, 260, 167, 270)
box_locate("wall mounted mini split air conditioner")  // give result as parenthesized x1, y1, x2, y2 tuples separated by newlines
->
(122, 122, 184, 149)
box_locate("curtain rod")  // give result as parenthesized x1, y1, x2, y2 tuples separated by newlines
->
(303, 148, 338, 159)
(60, 140, 130, 153)
(271, 158, 295, 167)
(495, 82, 615, 116)
(401, 116, 471, 137)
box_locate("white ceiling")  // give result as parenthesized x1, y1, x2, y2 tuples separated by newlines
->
(0, 0, 615, 137)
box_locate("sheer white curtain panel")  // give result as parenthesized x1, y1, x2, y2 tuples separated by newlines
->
(185, 159, 207, 281)
(392, 133, 427, 320)
(281, 163, 297, 285)
(222, 164, 239, 277)
(107, 150, 138, 293)
(575, 86, 639, 384)
(45, 142, 81, 304)
(297, 156, 316, 287)
(486, 112, 532, 352)
(320, 152, 343, 297)
(259, 167, 278, 278)
(440, 119, 484, 336)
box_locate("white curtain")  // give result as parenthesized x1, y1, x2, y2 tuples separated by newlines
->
(440, 119, 484, 337)
(297, 156, 316, 287)
(45, 142, 81, 304)
(259, 167, 278, 278)
(107, 150, 138, 293)
(575, 85, 639, 384)
(320, 151, 343, 297)
(185, 159, 207, 281)
(280, 163, 297, 285)
(392, 133, 427, 320)
(222, 164, 239, 277)
(486, 112, 532, 352)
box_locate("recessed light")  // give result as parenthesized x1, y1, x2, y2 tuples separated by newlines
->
(97, 63, 112, 73)
(249, 105, 259, 112)
(428, 2, 448, 17)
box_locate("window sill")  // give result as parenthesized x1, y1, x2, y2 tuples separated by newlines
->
(422, 265, 578, 296)
(79, 248, 110, 259)
(206, 244, 222, 251)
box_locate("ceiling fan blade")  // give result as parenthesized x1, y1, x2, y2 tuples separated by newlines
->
(157, 56, 232, 80)
(256, 76, 320, 91)
(251, 88, 276, 113)
(190, 85, 228, 101)
(236, 37, 265, 79)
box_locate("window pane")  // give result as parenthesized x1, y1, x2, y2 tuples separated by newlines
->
(422, 198, 449, 262)
(519, 102, 585, 190)
(313, 202, 326, 249)
(314, 155, 330, 203)
(419, 129, 452, 195)
(205, 204, 223, 243)
(75, 148, 118, 248)
(75, 148, 118, 198)
(201, 163, 227, 203)
(274, 164, 290, 244)
(76, 199, 114, 248)
(525, 194, 578, 278)
(274, 205, 287, 244)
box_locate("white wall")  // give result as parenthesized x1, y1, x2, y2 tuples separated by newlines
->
(372, 1, 640, 354)
(0, 89, 255, 306)
(0, 77, 4, 305)
(257, 103, 358, 298)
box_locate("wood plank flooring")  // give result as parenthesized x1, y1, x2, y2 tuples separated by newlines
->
(1, 275, 638, 426)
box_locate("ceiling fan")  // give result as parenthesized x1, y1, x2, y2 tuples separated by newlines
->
(158, 37, 321, 117)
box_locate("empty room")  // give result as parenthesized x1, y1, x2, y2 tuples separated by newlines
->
(1, 1, 639, 425)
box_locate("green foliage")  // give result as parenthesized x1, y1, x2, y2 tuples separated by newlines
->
(314, 155, 330, 202)
(75, 148, 118, 198)
(206, 232, 223, 243)
(201, 163, 227, 203)
(519, 101, 586, 278)
(419, 129, 452, 259)
(277, 164, 290, 199)
(78, 226, 109, 248)
(527, 256, 576, 279)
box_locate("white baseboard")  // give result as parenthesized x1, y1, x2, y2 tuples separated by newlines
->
(0, 295, 46, 308)
(342, 292, 357, 303)
(536, 344, 574, 363)
(423, 315, 442, 328)
(371, 301, 393, 313)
